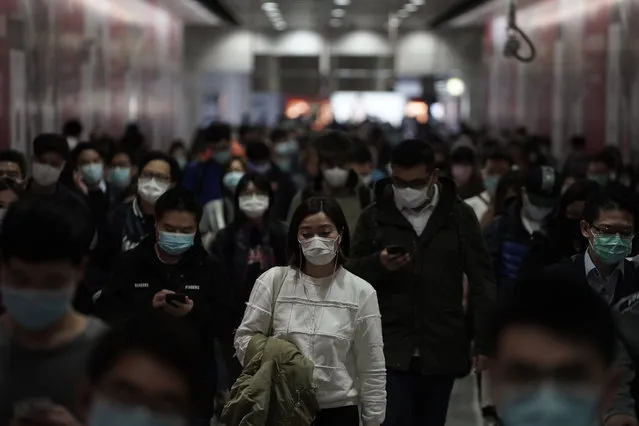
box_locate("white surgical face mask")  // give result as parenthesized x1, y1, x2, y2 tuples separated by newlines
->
(323, 167, 349, 188)
(239, 194, 269, 219)
(137, 177, 169, 204)
(299, 235, 339, 266)
(32, 162, 63, 187)
(523, 193, 554, 222)
(393, 185, 430, 209)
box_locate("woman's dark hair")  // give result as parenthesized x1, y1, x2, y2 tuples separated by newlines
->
(232, 172, 274, 226)
(493, 169, 525, 216)
(287, 197, 350, 269)
(169, 140, 187, 157)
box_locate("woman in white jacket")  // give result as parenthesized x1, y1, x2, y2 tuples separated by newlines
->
(234, 196, 386, 426)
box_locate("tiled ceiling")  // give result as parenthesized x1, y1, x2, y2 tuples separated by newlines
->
(222, 0, 474, 31)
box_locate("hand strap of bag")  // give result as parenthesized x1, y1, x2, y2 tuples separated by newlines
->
(266, 267, 288, 337)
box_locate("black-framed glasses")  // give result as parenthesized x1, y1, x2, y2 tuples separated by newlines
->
(591, 224, 635, 239)
(392, 174, 432, 190)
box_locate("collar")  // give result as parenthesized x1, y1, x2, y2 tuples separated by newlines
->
(585, 249, 625, 277)
(132, 197, 144, 219)
(98, 180, 107, 194)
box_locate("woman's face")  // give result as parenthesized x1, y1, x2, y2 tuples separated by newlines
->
(229, 159, 246, 173)
(297, 212, 340, 241)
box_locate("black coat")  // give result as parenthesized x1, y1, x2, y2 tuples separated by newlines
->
(347, 177, 496, 377)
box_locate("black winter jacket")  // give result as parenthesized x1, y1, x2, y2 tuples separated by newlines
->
(347, 178, 496, 377)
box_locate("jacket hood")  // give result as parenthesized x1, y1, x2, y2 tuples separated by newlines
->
(374, 175, 460, 213)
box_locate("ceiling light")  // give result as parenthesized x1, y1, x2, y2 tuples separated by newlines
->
(398, 9, 409, 18)
(389, 17, 400, 27)
(405, 4, 418, 12)
(330, 18, 343, 27)
(411, 0, 425, 4)
(446, 78, 466, 97)
(275, 22, 286, 30)
(334, 0, 351, 5)
(261, 2, 278, 12)
(332, 8, 346, 18)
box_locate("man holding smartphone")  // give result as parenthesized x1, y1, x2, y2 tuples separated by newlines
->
(349, 139, 496, 426)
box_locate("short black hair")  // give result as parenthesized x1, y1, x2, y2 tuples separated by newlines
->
(450, 146, 476, 165)
(391, 139, 435, 169)
(314, 131, 352, 165)
(120, 123, 146, 152)
(155, 187, 201, 223)
(288, 197, 350, 268)
(583, 183, 636, 225)
(202, 122, 232, 145)
(169, 140, 187, 156)
(108, 148, 137, 165)
(270, 128, 288, 143)
(71, 142, 104, 167)
(139, 151, 181, 184)
(483, 147, 513, 167)
(33, 133, 70, 161)
(245, 139, 271, 163)
(489, 269, 616, 366)
(350, 144, 373, 165)
(588, 152, 615, 170)
(1, 196, 93, 265)
(0, 149, 27, 177)
(62, 119, 83, 138)
(87, 312, 202, 407)
(232, 172, 273, 225)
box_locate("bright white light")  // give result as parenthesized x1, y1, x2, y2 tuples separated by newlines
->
(446, 78, 466, 97)
(405, 4, 417, 12)
(411, 0, 425, 5)
(389, 17, 399, 27)
(274, 21, 286, 30)
(266, 9, 280, 18)
(431, 102, 445, 120)
(330, 18, 342, 27)
(334, 0, 351, 5)
(332, 8, 346, 18)
(261, 2, 278, 12)
(398, 9, 409, 18)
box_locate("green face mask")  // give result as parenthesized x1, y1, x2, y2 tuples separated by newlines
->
(591, 233, 633, 265)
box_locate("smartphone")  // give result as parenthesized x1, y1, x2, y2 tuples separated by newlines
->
(386, 245, 408, 256)
(166, 293, 187, 306)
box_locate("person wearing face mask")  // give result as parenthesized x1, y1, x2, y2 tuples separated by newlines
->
(450, 146, 485, 201)
(488, 272, 618, 426)
(0, 149, 27, 186)
(107, 148, 138, 204)
(484, 165, 562, 300)
(209, 173, 288, 385)
(348, 139, 495, 426)
(183, 122, 233, 208)
(0, 196, 107, 426)
(587, 152, 617, 187)
(81, 314, 201, 426)
(288, 131, 366, 233)
(86, 152, 179, 304)
(71, 143, 111, 226)
(466, 148, 513, 222)
(97, 187, 232, 424)
(234, 197, 386, 426)
(169, 140, 189, 171)
(271, 127, 300, 176)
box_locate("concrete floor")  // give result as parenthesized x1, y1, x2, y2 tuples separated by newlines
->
(448, 375, 483, 426)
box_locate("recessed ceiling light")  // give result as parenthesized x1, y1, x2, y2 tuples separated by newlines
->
(389, 17, 400, 27)
(275, 22, 286, 30)
(334, 0, 351, 5)
(332, 8, 346, 18)
(261, 2, 278, 12)
(398, 9, 409, 18)
(405, 3, 417, 12)
(330, 18, 343, 27)
(411, 0, 425, 4)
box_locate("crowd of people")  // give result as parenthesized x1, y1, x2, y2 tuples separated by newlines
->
(0, 117, 638, 426)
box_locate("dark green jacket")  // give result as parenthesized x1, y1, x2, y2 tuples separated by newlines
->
(221, 334, 318, 426)
(347, 178, 496, 376)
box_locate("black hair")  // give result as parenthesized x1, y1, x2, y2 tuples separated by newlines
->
(570, 135, 587, 150)
(287, 197, 350, 268)
(71, 142, 104, 168)
(483, 147, 513, 167)
(450, 146, 477, 165)
(0, 149, 27, 177)
(93, 134, 117, 161)
(588, 153, 615, 170)
(33, 133, 70, 161)
(87, 312, 202, 408)
(232, 172, 274, 225)
(120, 123, 146, 153)
(155, 187, 202, 223)
(139, 151, 181, 184)
(350, 143, 373, 165)
(202, 122, 232, 145)
(62, 119, 83, 138)
(245, 139, 271, 163)
(169, 140, 187, 157)
(489, 269, 616, 366)
(493, 169, 525, 216)
(313, 131, 353, 165)
(108, 147, 138, 165)
(1, 196, 93, 265)
(270, 128, 288, 143)
(583, 182, 636, 225)
(391, 139, 435, 169)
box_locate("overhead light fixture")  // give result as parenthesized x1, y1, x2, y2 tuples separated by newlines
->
(405, 3, 418, 12)
(411, 0, 425, 4)
(330, 18, 343, 27)
(398, 9, 409, 18)
(334, 0, 351, 5)
(261, 2, 278, 12)
(389, 17, 399, 28)
(331, 8, 346, 18)
(446, 78, 466, 97)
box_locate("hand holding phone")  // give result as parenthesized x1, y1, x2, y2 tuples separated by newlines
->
(386, 245, 408, 256)
(380, 246, 411, 271)
(165, 293, 187, 306)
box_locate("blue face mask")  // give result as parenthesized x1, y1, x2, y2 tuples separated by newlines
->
(175, 157, 187, 170)
(274, 140, 298, 156)
(158, 231, 195, 256)
(499, 385, 599, 426)
(88, 398, 186, 426)
(223, 171, 244, 191)
(484, 175, 499, 197)
(81, 163, 104, 185)
(1, 286, 75, 330)
(591, 233, 633, 265)
(109, 167, 131, 189)
(275, 158, 293, 172)
(588, 173, 609, 187)
(213, 151, 231, 164)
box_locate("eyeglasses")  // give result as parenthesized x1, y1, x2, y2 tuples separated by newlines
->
(591, 225, 635, 239)
(392, 175, 432, 190)
(139, 171, 171, 184)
